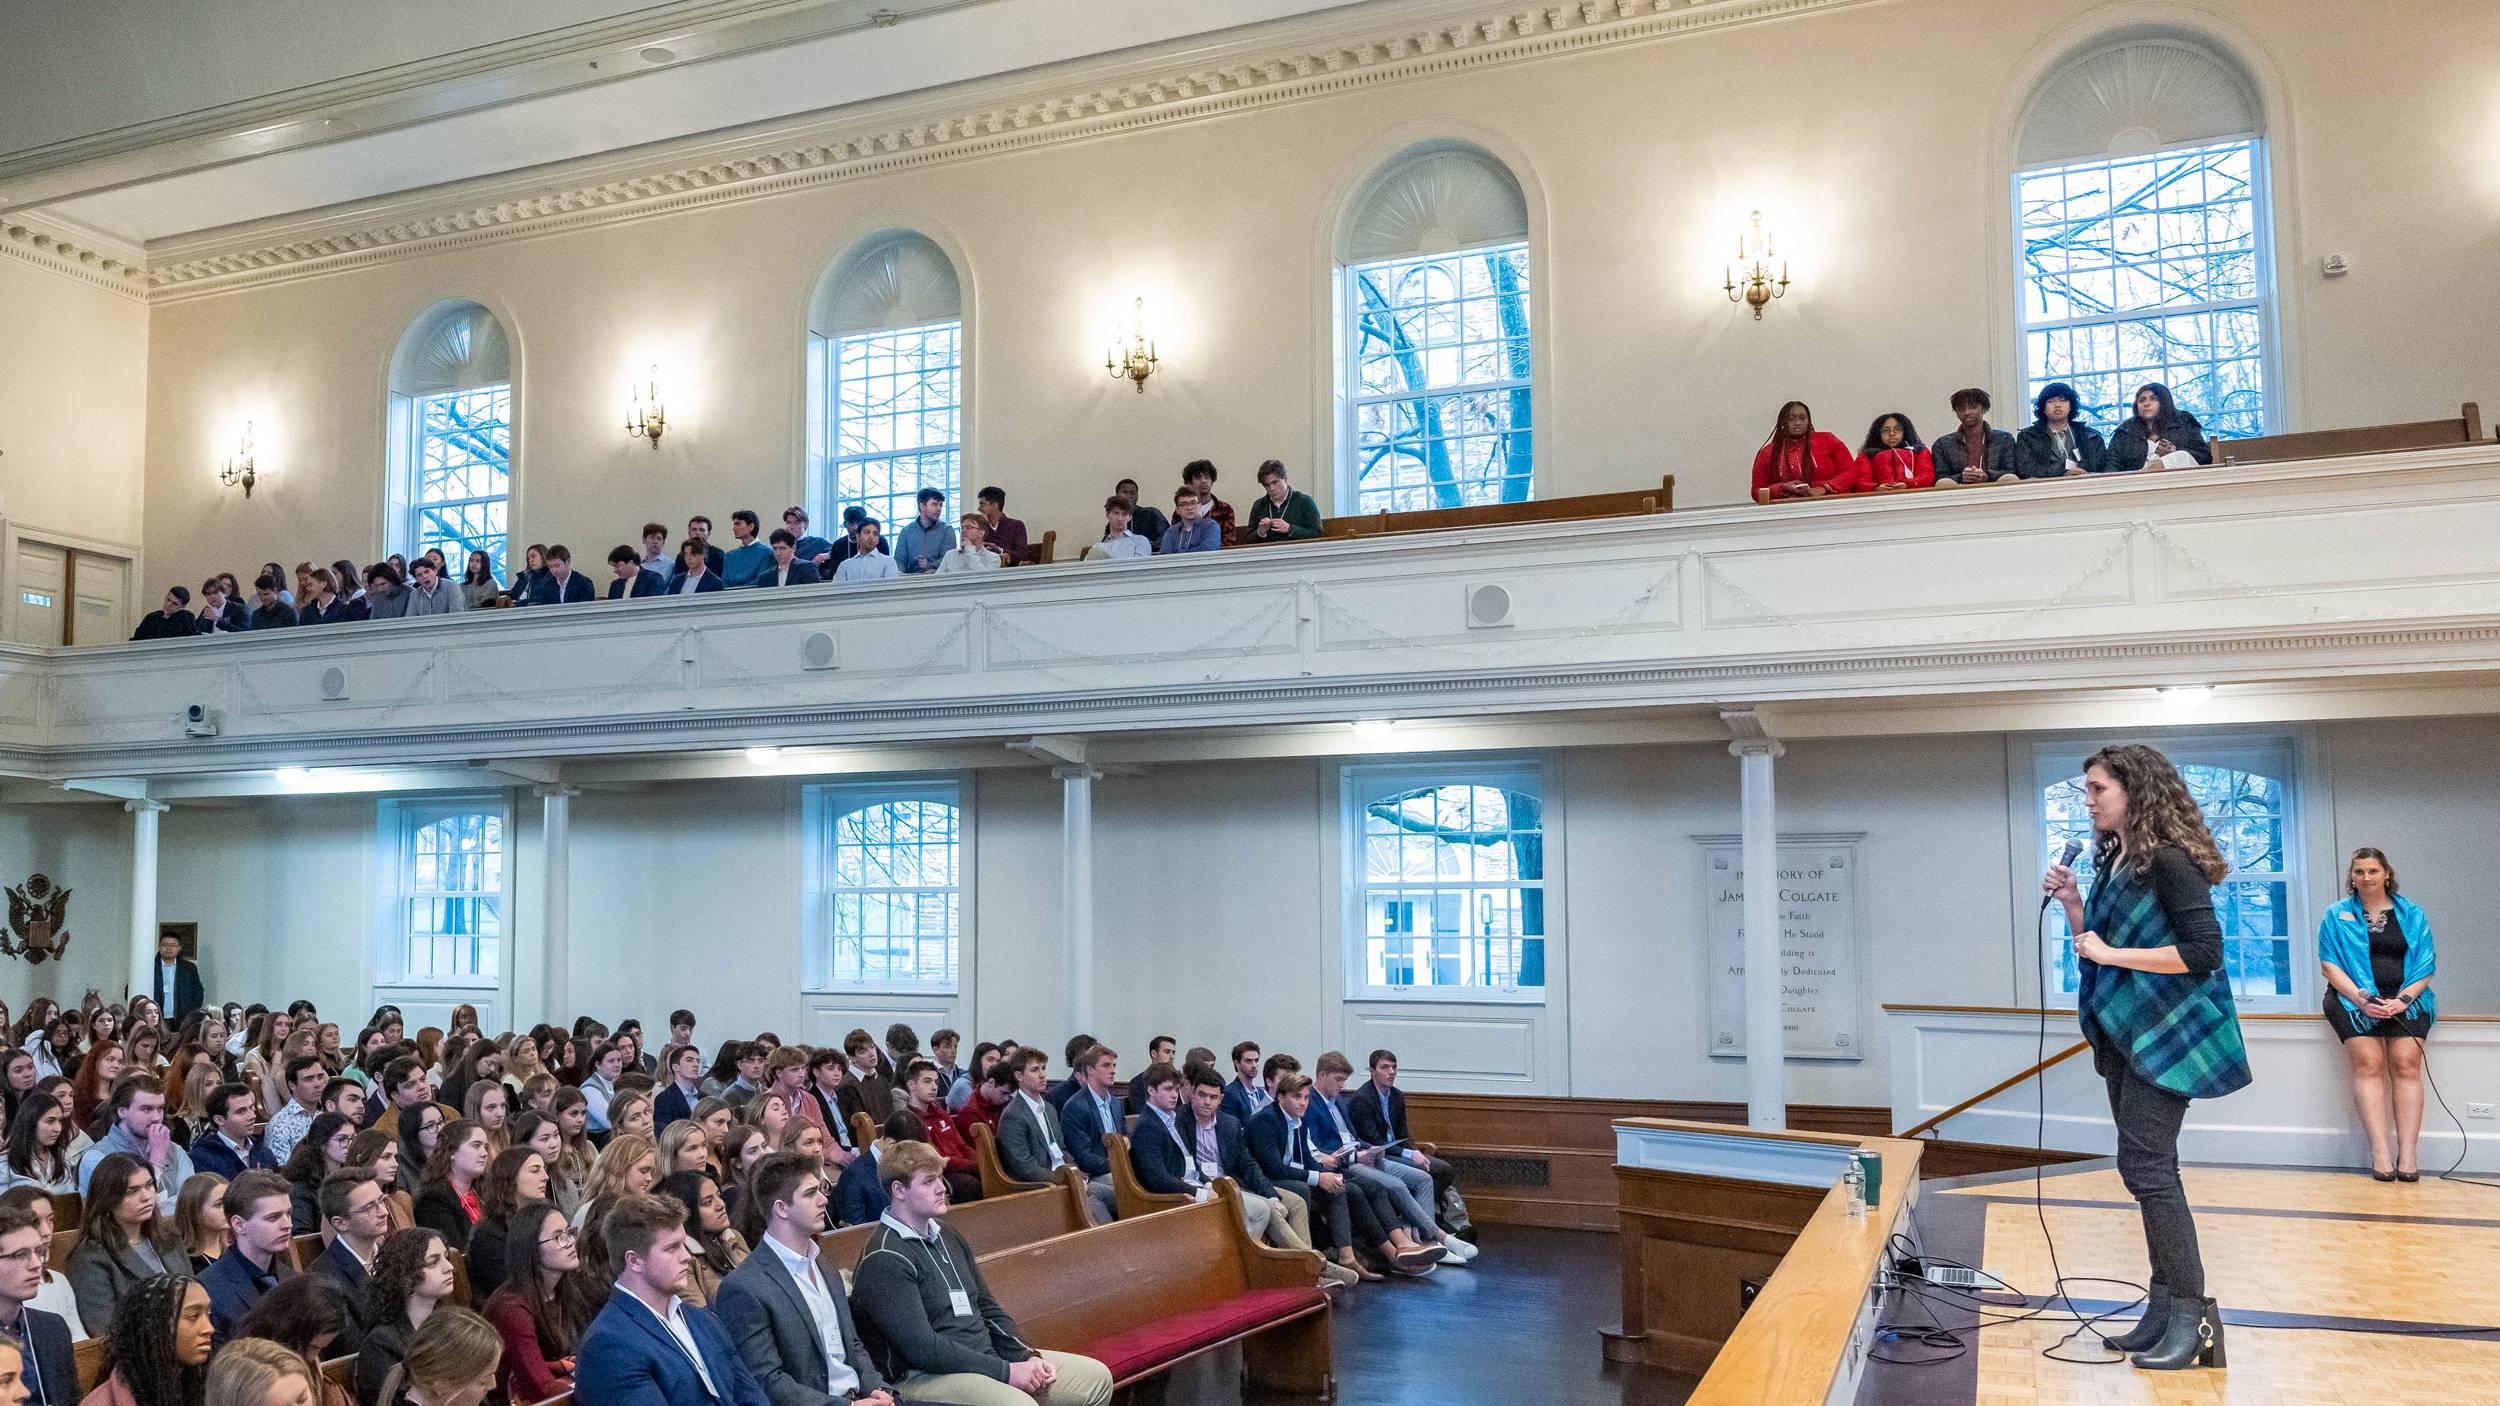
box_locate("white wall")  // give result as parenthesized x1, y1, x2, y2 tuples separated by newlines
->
(120, 0, 2500, 599)
(0, 255, 147, 550)
(10, 715, 2492, 1115)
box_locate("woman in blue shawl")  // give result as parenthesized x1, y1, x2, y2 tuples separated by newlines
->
(2317, 848, 2436, 1182)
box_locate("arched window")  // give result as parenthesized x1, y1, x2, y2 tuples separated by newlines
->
(386, 301, 514, 577)
(1335, 145, 1534, 514)
(807, 233, 963, 536)
(802, 780, 962, 990)
(1344, 763, 1545, 998)
(2013, 39, 2275, 438)
(2036, 737, 2300, 1010)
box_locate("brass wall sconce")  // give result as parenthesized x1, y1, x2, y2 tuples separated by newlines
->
(219, 421, 257, 497)
(1106, 298, 1159, 393)
(1724, 210, 1790, 319)
(627, 365, 667, 444)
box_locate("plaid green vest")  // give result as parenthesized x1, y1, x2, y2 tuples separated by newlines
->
(2080, 859, 2253, 1100)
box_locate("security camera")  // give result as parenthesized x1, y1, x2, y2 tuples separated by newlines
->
(183, 705, 219, 738)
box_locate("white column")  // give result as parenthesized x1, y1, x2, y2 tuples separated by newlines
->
(1732, 738, 1787, 1130)
(125, 799, 169, 1003)
(1056, 766, 1101, 1036)
(536, 785, 578, 1025)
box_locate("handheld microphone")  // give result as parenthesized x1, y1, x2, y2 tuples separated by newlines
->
(2040, 837, 2083, 913)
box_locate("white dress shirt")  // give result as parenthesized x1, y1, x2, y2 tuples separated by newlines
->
(625, 1291, 720, 1399)
(1016, 1092, 1066, 1164)
(764, 1233, 861, 1397)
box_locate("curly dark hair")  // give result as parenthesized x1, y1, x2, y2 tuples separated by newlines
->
(1859, 412, 1925, 456)
(368, 1227, 447, 1326)
(99, 1274, 207, 1406)
(2083, 744, 2228, 883)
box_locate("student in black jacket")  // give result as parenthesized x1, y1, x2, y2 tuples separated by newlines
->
(131, 588, 198, 641)
(2108, 380, 2214, 472)
(192, 580, 252, 634)
(1345, 1049, 1471, 1239)
(248, 575, 299, 630)
(2012, 380, 2109, 478)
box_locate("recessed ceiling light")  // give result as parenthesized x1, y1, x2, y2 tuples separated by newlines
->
(275, 767, 315, 788)
(743, 746, 782, 766)
(1352, 720, 1399, 738)
(2157, 685, 2214, 711)
(639, 45, 677, 64)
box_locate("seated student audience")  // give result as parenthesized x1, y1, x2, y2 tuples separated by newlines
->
(309, 1171, 390, 1351)
(521, 547, 593, 606)
(362, 565, 410, 622)
(654, 1172, 748, 1309)
(480, 1201, 593, 1405)
(413, 1121, 491, 1250)
(200, 1171, 296, 1347)
(792, 1051, 859, 1172)
(368, 1306, 501, 1406)
(190, 1084, 277, 1183)
(457, 554, 502, 612)
(967, 488, 1026, 566)
(606, 547, 669, 599)
(1855, 413, 1934, 491)
(1346, 1048, 1471, 1239)
(354, 1230, 456, 1406)
(568, 1136, 657, 1288)
(265, 1055, 328, 1163)
(0, 1187, 88, 1338)
(402, 557, 464, 617)
(1080, 496, 1151, 562)
(248, 577, 299, 631)
(834, 1122, 908, 1230)
(848, 1141, 1114, 1406)
(1933, 387, 2017, 486)
(1125, 1038, 1175, 1113)
(81, 1080, 193, 1216)
(194, 580, 251, 635)
(1751, 401, 1859, 500)
(889, 1067, 977, 1206)
(459, 1148, 552, 1302)
(0, 1200, 76, 1406)
(132, 589, 199, 642)
(1181, 460, 1235, 538)
(80, 1271, 213, 1406)
(1218, 1043, 1270, 1125)
(752, 533, 821, 589)
(1158, 489, 1221, 554)
(2109, 380, 2213, 471)
(334, 559, 373, 620)
(169, 1175, 230, 1276)
(1053, 1046, 1122, 1193)
(234, 1275, 353, 1406)
(833, 1034, 894, 1129)
(1112, 478, 1167, 549)
(655, 1045, 706, 1131)
(343, 1133, 414, 1235)
(782, 508, 835, 570)
(936, 517, 1000, 575)
(575, 1192, 774, 1406)
(1306, 1053, 1474, 1265)
(280, 1115, 355, 1234)
(72, 1040, 129, 1129)
(681, 517, 729, 579)
(668, 540, 727, 596)
(833, 524, 899, 583)
(710, 1154, 891, 1406)
(2013, 380, 2108, 478)
(1125, 1066, 1345, 1282)
(894, 490, 956, 576)
(633, 525, 676, 584)
(818, 509, 870, 574)
(722, 512, 774, 589)
(1246, 1069, 1439, 1280)
(3, 1094, 79, 1194)
(296, 570, 352, 626)
(1244, 460, 1322, 542)
(505, 546, 547, 609)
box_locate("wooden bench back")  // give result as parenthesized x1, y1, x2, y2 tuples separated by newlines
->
(979, 1193, 1253, 1349)
(814, 1177, 1091, 1278)
(971, 1121, 1044, 1199)
(75, 1336, 105, 1394)
(850, 1111, 879, 1153)
(291, 1232, 322, 1271)
(49, 1192, 79, 1227)
(47, 1229, 74, 1273)
(1291, 475, 1675, 541)
(2217, 402, 2483, 464)
(1103, 1132, 1193, 1222)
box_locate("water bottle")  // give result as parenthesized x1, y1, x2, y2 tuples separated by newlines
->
(1843, 1159, 1867, 1218)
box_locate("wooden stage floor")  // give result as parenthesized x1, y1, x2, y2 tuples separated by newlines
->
(1864, 1161, 2500, 1405)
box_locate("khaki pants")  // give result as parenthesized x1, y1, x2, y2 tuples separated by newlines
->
(895, 1350, 1113, 1406)
(1263, 1186, 1314, 1252)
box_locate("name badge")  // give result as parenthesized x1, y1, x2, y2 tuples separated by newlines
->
(949, 1289, 975, 1319)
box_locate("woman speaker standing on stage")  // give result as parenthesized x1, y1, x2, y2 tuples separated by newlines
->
(2043, 743, 2250, 1372)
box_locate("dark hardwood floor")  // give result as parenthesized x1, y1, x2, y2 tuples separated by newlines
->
(1157, 1225, 1695, 1406)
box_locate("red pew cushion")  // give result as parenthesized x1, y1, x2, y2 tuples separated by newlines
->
(1080, 1286, 1328, 1379)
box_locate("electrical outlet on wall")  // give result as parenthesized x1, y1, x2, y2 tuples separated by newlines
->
(2467, 1102, 2495, 1120)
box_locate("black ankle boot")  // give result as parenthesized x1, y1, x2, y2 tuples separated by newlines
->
(2102, 1282, 2171, 1353)
(2130, 1296, 2225, 1370)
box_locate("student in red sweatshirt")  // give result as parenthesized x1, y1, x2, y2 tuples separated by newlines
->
(1855, 412, 1935, 491)
(1752, 401, 1860, 501)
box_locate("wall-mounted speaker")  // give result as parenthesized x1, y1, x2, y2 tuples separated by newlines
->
(1466, 582, 1514, 629)
(318, 667, 348, 700)
(800, 631, 838, 670)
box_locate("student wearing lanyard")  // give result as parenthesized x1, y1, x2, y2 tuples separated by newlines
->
(847, 1144, 1110, 1406)
(0, 1204, 73, 1406)
(712, 1156, 903, 1406)
(574, 1193, 771, 1406)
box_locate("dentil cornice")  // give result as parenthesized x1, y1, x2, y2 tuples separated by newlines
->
(0, 212, 149, 301)
(140, 0, 1875, 302)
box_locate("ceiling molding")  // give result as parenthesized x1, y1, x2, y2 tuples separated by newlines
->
(0, 212, 149, 300)
(138, 0, 1877, 302)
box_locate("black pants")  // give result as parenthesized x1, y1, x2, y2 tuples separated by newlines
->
(2104, 1064, 2206, 1299)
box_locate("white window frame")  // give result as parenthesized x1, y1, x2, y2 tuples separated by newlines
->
(2019, 731, 2314, 1014)
(1339, 758, 1549, 1006)
(801, 777, 969, 996)
(2011, 134, 2280, 439)
(815, 318, 963, 536)
(1334, 238, 1535, 516)
(373, 794, 510, 993)
(387, 380, 515, 578)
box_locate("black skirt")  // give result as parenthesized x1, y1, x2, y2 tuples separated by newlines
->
(2323, 994, 2434, 1043)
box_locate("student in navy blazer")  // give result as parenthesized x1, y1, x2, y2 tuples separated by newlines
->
(831, 1142, 886, 1227)
(0, 1202, 76, 1406)
(575, 1193, 773, 1406)
(523, 548, 597, 604)
(749, 533, 822, 589)
(606, 547, 670, 599)
(1055, 1051, 1123, 1181)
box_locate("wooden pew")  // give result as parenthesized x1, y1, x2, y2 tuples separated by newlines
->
(291, 1231, 322, 1271)
(814, 1175, 1095, 1279)
(76, 1336, 106, 1394)
(1103, 1132, 1192, 1222)
(1234, 475, 1675, 546)
(1010, 530, 1058, 566)
(980, 1180, 1332, 1397)
(48, 1229, 74, 1273)
(49, 1192, 79, 1228)
(971, 1121, 1044, 1200)
(2216, 401, 2483, 465)
(850, 1111, 879, 1154)
(321, 1356, 355, 1391)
